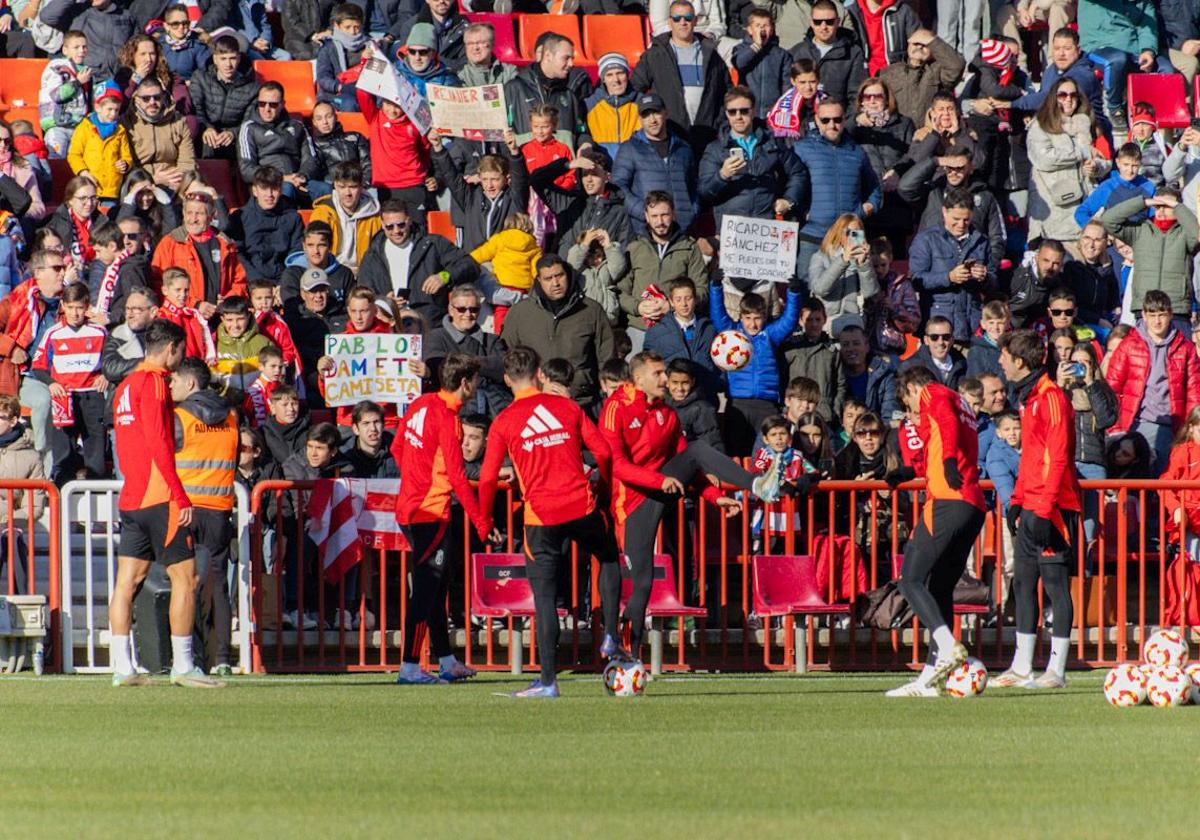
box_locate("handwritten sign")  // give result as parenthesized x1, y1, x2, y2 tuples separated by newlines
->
(718, 215, 799, 283)
(323, 333, 423, 407)
(427, 83, 508, 141)
(357, 57, 433, 134)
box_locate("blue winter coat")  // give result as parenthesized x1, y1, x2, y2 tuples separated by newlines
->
(1011, 55, 1104, 118)
(710, 282, 802, 402)
(792, 132, 883, 240)
(985, 436, 1021, 509)
(395, 56, 459, 98)
(698, 122, 806, 229)
(908, 226, 991, 342)
(976, 413, 994, 471)
(611, 129, 698, 236)
(965, 333, 1002, 379)
(159, 36, 210, 81)
(1073, 171, 1155, 228)
(643, 314, 722, 400)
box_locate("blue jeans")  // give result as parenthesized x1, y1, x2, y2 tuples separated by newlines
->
(1077, 462, 1106, 544)
(307, 180, 332, 200)
(1134, 418, 1174, 476)
(1088, 49, 1175, 111)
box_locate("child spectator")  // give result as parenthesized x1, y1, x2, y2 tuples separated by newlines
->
(262, 384, 310, 466)
(470, 212, 541, 334)
(249, 278, 301, 382)
(1163, 406, 1200, 561)
(30, 283, 107, 483)
(666, 359, 723, 451)
(782, 298, 846, 425)
(243, 343, 287, 427)
(231, 0, 289, 61)
(784, 377, 821, 429)
(158, 267, 216, 363)
(316, 287, 403, 427)
(1127, 102, 1169, 189)
(750, 414, 813, 545)
(356, 66, 435, 210)
(834, 398, 867, 452)
(39, 30, 93, 159)
(156, 4, 211, 79)
(731, 10, 792, 120)
(985, 409, 1021, 513)
(864, 236, 920, 355)
(766, 59, 821, 145)
(966, 298, 1010, 379)
(86, 218, 148, 324)
(585, 54, 639, 159)
(316, 3, 368, 113)
(564, 228, 623, 326)
(1073, 142, 1155, 229)
(228, 166, 305, 283)
(520, 104, 575, 247)
(599, 357, 629, 398)
(432, 130, 529, 252)
(959, 375, 993, 467)
(710, 274, 804, 455)
(67, 82, 132, 204)
(645, 277, 720, 402)
(213, 294, 275, 405)
(280, 421, 343, 630)
(309, 103, 371, 195)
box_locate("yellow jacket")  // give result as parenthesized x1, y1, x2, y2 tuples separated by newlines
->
(310, 194, 383, 270)
(470, 229, 542, 291)
(66, 117, 133, 200)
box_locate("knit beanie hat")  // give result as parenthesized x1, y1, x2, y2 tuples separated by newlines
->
(597, 52, 630, 78)
(978, 39, 1012, 69)
(406, 22, 437, 51)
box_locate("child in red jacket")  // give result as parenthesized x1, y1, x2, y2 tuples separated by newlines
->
(159, 267, 216, 363)
(520, 104, 574, 248)
(1164, 406, 1200, 559)
(356, 55, 434, 203)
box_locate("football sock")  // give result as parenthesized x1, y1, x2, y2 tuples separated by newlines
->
(438, 655, 457, 672)
(1013, 632, 1036, 675)
(931, 626, 957, 659)
(111, 634, 133, 676)
(171, 635, 194, 674)
(1048, 637, 1069, 676)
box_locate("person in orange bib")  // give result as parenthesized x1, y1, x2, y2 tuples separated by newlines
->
(884, 365, 986, 697)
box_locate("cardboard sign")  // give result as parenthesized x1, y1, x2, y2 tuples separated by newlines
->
(718, 216, 800, 283)
(357, 57, 433, 134)
(322, 333, 423, 407)
(426, 83, 508, 141)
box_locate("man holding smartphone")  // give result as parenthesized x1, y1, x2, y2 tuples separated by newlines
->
(908, 188, 993, 343)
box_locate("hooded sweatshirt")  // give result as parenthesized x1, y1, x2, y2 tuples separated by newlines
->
(331, 192, 381, 270)
(1137, 319, 1176, 425)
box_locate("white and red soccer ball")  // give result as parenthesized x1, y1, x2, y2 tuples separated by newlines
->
(1185, 662, 1200, 705)
(1143, 629, 1189, 668)
(1146, 665, 1190, 707)
(945, 658, 988, 698)
(1103, 664, 1148, 707)
(603, 659, 647, 697)
(710, 330, 752, 372)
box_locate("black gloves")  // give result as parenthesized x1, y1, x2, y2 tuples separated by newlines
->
(884, 466, 916, 488)
(1029, 514, 1057, 544)
(784, 474, 814, 496)
(787, 274, 803, 293)
(943, 458, 962, 490)
(1005, 504, 1022, 535)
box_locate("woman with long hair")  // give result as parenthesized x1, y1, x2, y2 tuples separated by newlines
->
(808, 213, 879, 333)
(1027, 76, 1109, 248)
(0, 120, 43, 225)
(114, 35, 196, 133)
(45, 174, 104, 277)
(851, 77, 914, 251)
(111, 168, 180, 242)
(1056, 342, 1117, 545)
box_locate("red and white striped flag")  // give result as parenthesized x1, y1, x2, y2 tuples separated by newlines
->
(306, 479, 410, 582)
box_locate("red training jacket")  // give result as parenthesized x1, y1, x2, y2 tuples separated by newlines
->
(113, 361, 191, 513)
(478, 387, 611, 528)
(1011, 374, 1082, 522)
(916, 382, 985, 511)
(1162, 440, 1200, 537)
(1105, 326, 1200, 435)
(391, 390, 488, 538)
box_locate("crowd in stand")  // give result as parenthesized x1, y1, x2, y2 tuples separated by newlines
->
(1, 0, 1200, 632)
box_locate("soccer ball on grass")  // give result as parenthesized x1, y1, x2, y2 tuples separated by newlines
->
(1143, 628, 1189, 668)
(1102, 664, 1148, 707)
(603, 658, 647, 697)
(944, 657, 988, 698)
(710, 330, 752, 372)
(1146, 665, 1190, 707)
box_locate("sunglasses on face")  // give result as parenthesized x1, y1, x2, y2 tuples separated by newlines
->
(257, 100, 282, 108)
(855, 428, 883, 438)
(726, 107, 751, 115)
(927, 333, 953, 343)
(165, 18, 189, 26)
(407, 47, 432, 56)
(452, 305, 481, 315)
(670, 13, 695, 21)
(1049, 308, 1076, 316)
(383, 221, 410, 231)
(812, 16, 837, 25)
(1056, 91, 1079, 99)
(122, 232, 140, 241)
(861, 91, 884, 100)
(817, 116, 844, 125)
(136, 93, 163, 102)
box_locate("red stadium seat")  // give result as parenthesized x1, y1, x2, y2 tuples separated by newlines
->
(196, 158, 245, 208)
(751, 554, 848, 617)
(471, 552, 567, 618)
(465, 13, 521, 65)
(1127, 72, 1189, 129)
(517, 14, 590, 64)
(298, 208, 313, 225)
(48, 157, 73, 206)
(582, 15, 646, 67)
(336, 110, 369, 137)
(425, 209, 456, 242)
(890, 555, 988, 616)
(618, 554, 706, 618)
(254, 60, 316, 117)
(0, 58, 48, 113)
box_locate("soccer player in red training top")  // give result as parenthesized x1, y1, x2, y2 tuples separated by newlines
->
(108, 319, 224, 688)
(601, 350, 781, 660)
(994, 329, 1081, 689)
(392, 353, 493, 685)
(478, 348, 623, 699)
(883, 365, 986, 697)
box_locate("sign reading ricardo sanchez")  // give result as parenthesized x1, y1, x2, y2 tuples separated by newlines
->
(718, 215, 800, 283)
(323, 333, 423, 407)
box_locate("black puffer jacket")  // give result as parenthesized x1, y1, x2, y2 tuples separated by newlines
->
(790, 29, 867, 107)
(1067, 379, 1118, 466)
(236, 108, 319, 182)
(191, 60, 260, 133)
(528, 158, 634, 256)
(313, 124, 371, 182)
(851, 112, 915, 181)
(356, 226, 479, 324)
(282, 0, 337, 60)
(630, 33, 728, 149)
(1063, 254, 1121, 326)
(39, 0, 135, 75)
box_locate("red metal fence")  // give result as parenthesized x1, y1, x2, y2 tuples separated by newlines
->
(245, 478, 1200, 675)
(0, 480, 61, 672)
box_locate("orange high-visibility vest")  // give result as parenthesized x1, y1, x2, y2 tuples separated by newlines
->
(174, 406, 238, 511)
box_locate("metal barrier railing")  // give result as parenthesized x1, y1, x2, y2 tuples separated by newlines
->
(0, 479, 60, 672)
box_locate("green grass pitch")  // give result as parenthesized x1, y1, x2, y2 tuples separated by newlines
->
(1, 670, 1196, 838)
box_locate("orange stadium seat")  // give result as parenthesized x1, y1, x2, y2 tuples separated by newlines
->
(336, 110, 369, 136)
(1127, 72, 1189, 129)
(299, 208, 313, 225)
(254, 60, 316, 117)
(425, 210, 456, 242)
(517, 14, 590, 64)
(464, 13, 521, 65)
(0, 58, 48, 112)
(582, 15, 646, 67)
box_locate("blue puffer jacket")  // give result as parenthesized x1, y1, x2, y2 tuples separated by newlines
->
(710, 281, 802, 402)
(792, 132, 883, 240)
(985, 436, 1021, 509)
(908, 226, 991, 342)
(698, 122, 806, 228)
(643, 314, 722, 400)
(861, 353, 899, 423)
(611, 129, 698, 236)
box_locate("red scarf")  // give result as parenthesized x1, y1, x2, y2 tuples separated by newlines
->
(1154, 216, 1176, 232)
(243, 376, 280, 427)
(3, 279, 48, 360)
(159, 298, 216, 363)
(70, 210, 94, 265)
(94, 250, 128, 315)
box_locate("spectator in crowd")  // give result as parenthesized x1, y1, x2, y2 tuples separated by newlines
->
(236, 82, 318, 197)
(281, 221, 354, 319)
(1164, 115, 1200, 216)
(390, 0, 469, 73)
(645, 277, 720, 402)
(698, 86, 802, 230)
(280, 421, 343, 628)
(864, 236, 920, 355)
(249, 280, 300, 376)
(1009, 239, 1067, 328)
(648, 0, 727, 46)
(766, 59, 821, 145)
(789, 0, 866, 106)
(909, 187, 992, 343)
(242, 342, 287, 427)
(980, 371, 1008, 413)
(114, 35, 195, 126)
(564, 228, 623, 326)
(158, 267, 216, 363)
(1073, 142, 1156, 229)
(504, 32, 588, 147)
(191, 36, 260, 160)
(342, 400, 399, 478)
(47, 175, 106, 280)
(582, 54, 639, 160)
(100, 286, 157, 407)
(212, 295, 274, 404)
(153, 5, 211, 80)
(309, 103, 371, 195)
(632, 0, 730, 150)
(877, 28, 966, 124)
(432, 129, 527, 250)
(282, 0, 338, 61)
(850, 78, 913, 245)
(1078, 0, 1165, 131)
(845, 0, 921, 77)
(1009, 28, 1104, 118)
(283, 271, 342, 400)
(113, 170, 179, 243)
(470, 212, 541, 332)
(393, 22, 460, 98)
(621, 192, 708, 351)
(1064, 221, 1120, 332)
(1105, 290, 1200, 474)
(234, 0, 288, 60)
(228, 166, 305, 283)
(458, 22, 517, 87)
(501, 255, 615, 409)
(67, 82, 132, 205)
(151, 194, 248, 317)
(902, 314, 967, 389)
(612, 94, 697, 237)
(124, 78, 195, 192)
(967, 299, 1010, 379)
(994, 4, 1073, 70)
(1102, 190, 1199, 320)
(838, 323, 899, 423)
(316, 3, 369, 113)
(731, 9, 791, 118)
(0, 393, 44, 592)
(666, 359, 723, 450)
(86, 218, 149, 323)
(40, 0, 136, 76)
(39, 30, 95, 159)
(1059, 342, 1117, 542)
(985, 407, 1021, 512)
(423, 284, 508, 416)
(357, 200, 479, 324)
(1127, 104, 1168, 189)
(309, 161, 382, 273)
(783, 298, 846, 425)
(808, 213, 879, 336)
(793, 99, 881, 288)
